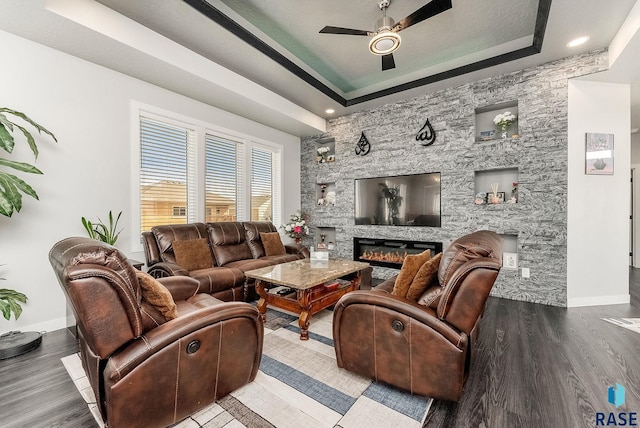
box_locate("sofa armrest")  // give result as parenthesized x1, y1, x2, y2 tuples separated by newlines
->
(285, 243, 310, 258)
(157, 276, 200, 300)
(147, 262, 189, 278)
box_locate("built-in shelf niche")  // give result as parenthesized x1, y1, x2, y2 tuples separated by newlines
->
(474, 168, 519, 204)
(315, 226, 336, 250)
(315, 182, 336, 206)
(315, 137, 335, 164)
(474, 101, 519, 142)
(500, 233, 518, 270)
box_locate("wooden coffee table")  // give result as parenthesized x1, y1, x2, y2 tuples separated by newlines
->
(245, 259, 370, 340)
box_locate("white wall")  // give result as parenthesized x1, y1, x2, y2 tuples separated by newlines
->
(567, 80, 630, 306)
(0, 30, 301, 334)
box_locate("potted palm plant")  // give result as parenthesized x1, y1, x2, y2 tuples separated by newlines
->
(0, 107, 56, 359)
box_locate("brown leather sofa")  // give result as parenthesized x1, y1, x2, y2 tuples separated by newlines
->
(332, 230, 502, 402)
(49, 237, 263, 428)
(142, 221, 310, 302)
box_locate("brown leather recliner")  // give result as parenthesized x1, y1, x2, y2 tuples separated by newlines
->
(49, 237, 263, 428)
(333, 230, 502, 402)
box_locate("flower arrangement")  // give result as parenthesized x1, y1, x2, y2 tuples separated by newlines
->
(493, 111, 517, 138)
(317, 146, 330, 162)
(282, 211, 310, 241)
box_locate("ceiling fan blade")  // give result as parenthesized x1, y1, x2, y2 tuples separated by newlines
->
(382, 54, 396, 71)
(319, 26, 372, 36)
(394, 0, 452, 32)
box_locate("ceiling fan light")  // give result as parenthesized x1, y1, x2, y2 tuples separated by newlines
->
(369, 31, 401, 55)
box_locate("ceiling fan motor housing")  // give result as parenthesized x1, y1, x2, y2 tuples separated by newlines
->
(376, 16, 395, 32)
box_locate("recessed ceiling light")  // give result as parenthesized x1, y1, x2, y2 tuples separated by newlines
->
(567, 36, 590, 48)
(325, 108, 335, 114)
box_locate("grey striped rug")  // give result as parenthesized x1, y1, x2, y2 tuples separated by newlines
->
(62, 308, 432, 427)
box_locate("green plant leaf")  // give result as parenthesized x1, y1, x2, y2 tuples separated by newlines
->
(0, 120, 15, 153)
(0, 175, 22, 213)
(13, 123, 38, 158)
(0, 158, 43, 174)
(0, 108, 57, 143)
(0, 288, 28, 320)
(81, 217, 98, 240)
(5, 173, 39, 199)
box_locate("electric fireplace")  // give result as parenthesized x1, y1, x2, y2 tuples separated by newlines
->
(353, 237, 443, 269)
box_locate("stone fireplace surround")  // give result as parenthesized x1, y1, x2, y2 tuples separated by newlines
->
(300, 50, 609, 307)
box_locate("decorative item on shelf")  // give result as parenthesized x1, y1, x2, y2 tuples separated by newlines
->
(415, 118, 436, 146)
(325, 190, 336, 206)
(316, 146, 330, 163)
(510, 182, 518, 203)
(480, 130, 496, 141)
(282, 211, 310, 244)
(475, 192, 487, 205)
(503, 252, 518, 269)
(355, 132, 371, 156)
(327, 155, 335, 162)
(320, 233, 326, 243)
(493, 111, 517, 139)
(488, 183, 503, 204)
(317, 185, 327, 206)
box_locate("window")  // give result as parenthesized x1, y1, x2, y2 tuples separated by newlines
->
(205, 133, 243, 222)
(137, 109, 282, 236)
(251, 146, 273, 221)
(172, 206, 187, 217)
(139, 118, 194, 232)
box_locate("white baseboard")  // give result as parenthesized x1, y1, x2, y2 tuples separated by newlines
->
(0, 316, 69, 336)
(567, 294, 630, 307)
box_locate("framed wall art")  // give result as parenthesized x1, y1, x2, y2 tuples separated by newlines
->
(585, 133, 614, 175)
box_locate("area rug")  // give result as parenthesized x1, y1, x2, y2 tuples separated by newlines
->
(602, 317, 640, 334)
(62, 308, 432, 427)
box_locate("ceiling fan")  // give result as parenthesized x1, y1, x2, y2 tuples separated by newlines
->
(319, 0, 453, 71)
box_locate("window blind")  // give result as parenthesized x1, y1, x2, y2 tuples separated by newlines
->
(205, 134, 244, 222)
(250, 147, 273, 221)
(139, 118, 193, 232)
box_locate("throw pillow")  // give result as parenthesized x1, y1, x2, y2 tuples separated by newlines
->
(391, 249, 431, 298)
(172, 238, 213, 271)
(260, 232, 286, 256)
(136, 271, 178, 321)
(406, 253, 442, 301)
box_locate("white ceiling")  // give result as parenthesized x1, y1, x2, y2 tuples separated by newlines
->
(0, 0, 638, 136)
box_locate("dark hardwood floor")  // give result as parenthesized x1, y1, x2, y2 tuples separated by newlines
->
(1, 278, 639, 428)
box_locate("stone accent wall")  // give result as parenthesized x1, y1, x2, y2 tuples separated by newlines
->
(300, 50, 608, 307)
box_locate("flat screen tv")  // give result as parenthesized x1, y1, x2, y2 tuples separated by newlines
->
(354, 172, 441, 226)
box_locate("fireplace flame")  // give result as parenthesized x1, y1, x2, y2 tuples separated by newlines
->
(360, 250, 407, 264)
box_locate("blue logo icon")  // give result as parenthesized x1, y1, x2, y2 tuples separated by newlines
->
(608, 383, 625, 408)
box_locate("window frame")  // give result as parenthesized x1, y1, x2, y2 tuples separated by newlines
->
(131, 102, 283, 253)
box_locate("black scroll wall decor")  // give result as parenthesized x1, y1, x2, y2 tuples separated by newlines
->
(416, 118, 436, 146)
(355, 131, 371, 156)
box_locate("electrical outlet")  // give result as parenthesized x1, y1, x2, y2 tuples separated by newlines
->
(521, 267, 530, 278)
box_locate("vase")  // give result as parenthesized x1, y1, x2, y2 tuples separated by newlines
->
(294, 237, 301, 244)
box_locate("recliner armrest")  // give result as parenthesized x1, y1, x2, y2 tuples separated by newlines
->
(105, 302, 263, 382)
(147, 261, 189, 278)
(334, 290, 464, 347)
(157, 276, 200, 300)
